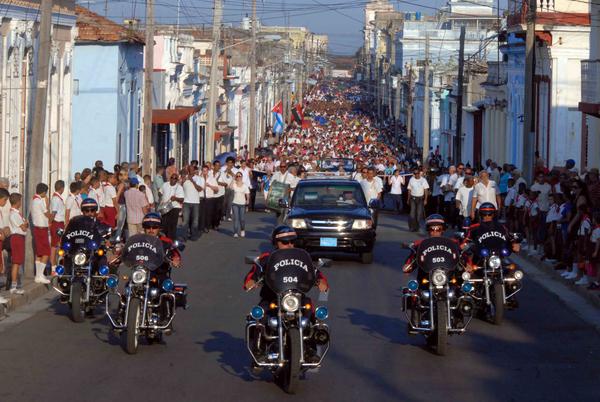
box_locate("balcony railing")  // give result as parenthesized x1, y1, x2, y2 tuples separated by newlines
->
(581, 60, 600, 104)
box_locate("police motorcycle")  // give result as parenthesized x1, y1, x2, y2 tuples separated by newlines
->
(459, 229, 524, 325)
(52, 216, 114, 323)
(105, 234, 187, 354)
(402, 237, 475, 356)
(245, 248, 331, 394)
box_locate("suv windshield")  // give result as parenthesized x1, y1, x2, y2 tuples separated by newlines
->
(293, 183, 367, 208)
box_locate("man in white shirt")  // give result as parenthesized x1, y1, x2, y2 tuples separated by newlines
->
(50, 180, 66, 269)
(530, 173, 552, 245)
(197, 165, 219, 232)
(441, 165, 458, 227)
(407, 169, 430, 232)
(181, 168, 202, 240)
(31, 183, 52, 284)
(455, 175, 474, 228)
(221, 157, 238, 221)
(388, 169, 405, 214)
(160, 172, 184, 240)
(212, 162, 227, 229)
(471, 170, 501, 220)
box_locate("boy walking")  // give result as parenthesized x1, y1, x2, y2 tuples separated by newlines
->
(8, 193, 27, 294)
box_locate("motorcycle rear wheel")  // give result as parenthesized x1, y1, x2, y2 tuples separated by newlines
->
(70, 282, 86, 323)
(434, 300, 448, 356)
(281, 328, 301, 394)
(491, 282, 505, 325)
(123, 298, 141, 354)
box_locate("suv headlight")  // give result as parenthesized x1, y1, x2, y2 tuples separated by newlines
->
(461, 271, 471, 281)
(281, 293, 300, 312)
(73, 252, 87, 266)
(132, 268, 147, 284)
(288, 218, 307, 229)
(352, 219, 373, 230)
(488, 256, 501, 270)
(432, 269, 447, 286)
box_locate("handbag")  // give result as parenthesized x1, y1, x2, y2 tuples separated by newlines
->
(158, 201, 174, 215)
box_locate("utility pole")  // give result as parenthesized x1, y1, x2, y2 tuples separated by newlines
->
(27, 0, 53, 210)
(248, 0, 257, 158)
(523, 0, 536, 182)
(455, 25, 466, 164)
(142, 0, 154, 175)
(406, 64, 413, 141)
(422, 33, 430, 165)
(206, 0, 222, 162)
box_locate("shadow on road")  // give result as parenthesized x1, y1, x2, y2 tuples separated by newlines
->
(345, 307, 413, 345)
(198, 330, 257, 382)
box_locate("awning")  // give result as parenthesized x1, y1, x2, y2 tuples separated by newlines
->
(152, 107, 200, 124)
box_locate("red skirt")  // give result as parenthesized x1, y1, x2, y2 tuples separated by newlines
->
(102, 206, 117, 228)
(10, 235, 25, 265)
(33, 226, 51, 257)
(50, 221, 64, 247)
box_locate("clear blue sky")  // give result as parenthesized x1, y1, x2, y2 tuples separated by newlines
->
(83, 0, 478, 55)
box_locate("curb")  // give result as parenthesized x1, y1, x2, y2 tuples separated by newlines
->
(515, 252, 600, 310)
(0, 282, 51, 321)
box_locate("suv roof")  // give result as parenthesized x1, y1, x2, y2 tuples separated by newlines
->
(298, 178, 358, 185)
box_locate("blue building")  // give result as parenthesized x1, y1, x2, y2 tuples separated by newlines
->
(71, 6, 144, 174)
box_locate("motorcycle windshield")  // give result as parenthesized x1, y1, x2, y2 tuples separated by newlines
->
(61, 216, 103, 251)
(416, 237, 461, 273)
(472, 228, 510, 254)
(122, 234, 165, 271)
(264, 248, 316, 294)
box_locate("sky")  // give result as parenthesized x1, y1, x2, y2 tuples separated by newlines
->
(82, 0, 471, 55)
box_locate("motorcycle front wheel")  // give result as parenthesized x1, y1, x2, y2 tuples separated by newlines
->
(123, 298, 141, 354)
(280, 327, 301, 394)
(491, 282, 505, 325)
(434, 300, 448, 356)
(70, 282, 86, 323)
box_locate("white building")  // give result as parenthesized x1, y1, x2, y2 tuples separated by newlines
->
(0, 0, 76, 190)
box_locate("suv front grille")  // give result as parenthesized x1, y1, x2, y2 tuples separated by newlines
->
(308, 219, 352, 230)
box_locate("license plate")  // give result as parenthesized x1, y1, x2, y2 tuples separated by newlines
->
(320, 237, 337, 247)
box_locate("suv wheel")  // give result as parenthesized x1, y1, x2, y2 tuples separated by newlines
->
(360, 252, 373, 264)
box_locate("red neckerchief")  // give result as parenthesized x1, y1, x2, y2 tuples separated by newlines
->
(53, 192, 63, 203)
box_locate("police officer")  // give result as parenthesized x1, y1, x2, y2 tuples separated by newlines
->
(402, 214, 450, 275)
(466, 202, 521, 258)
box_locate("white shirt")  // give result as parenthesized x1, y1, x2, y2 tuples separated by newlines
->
(546, 203, 561, 223)
(0, 202, 10, 230)
(9, 208, 27, 235)
(454, 176, 465, 191)
(88, 187, 104, 208)
(103, 183, 117, 208)
(183, 179, 200, 204)
(389, 175, 405, 195)
(361, 177, 383, 201)
(31, 195, 49, 227)
(50, 192, 66, 223)
(232, 182, 250, 205)
(161, 182, 185, 209)
(65, 193, 82, 219)
(407, 176, 429, 197)
(456, 186, 474, 217)
(504, 187, 517, 207)
(591, 227, 600, 243)
(473, 180, 499, 208)
(198, 176, 218, 198)
(432, 175, 443, 197)
(213, 171, 227, 197)
(240, 167, 253, 189)
(442, 173, 458, 202)
(530, 182, 552, 212)
(578, 216, 592, 236)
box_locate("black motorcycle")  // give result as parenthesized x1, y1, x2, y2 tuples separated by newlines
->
(461, 231, 524, 325)
(105, 234, 187, 354)
(245, 248, 331, 394)
(52, 216, 113, 322)
(402, 237, 475, 356)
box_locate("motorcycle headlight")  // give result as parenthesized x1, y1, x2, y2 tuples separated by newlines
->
(73, 252, 87, 266)
(461, 271, 471, 281)
(352, 219, 373, 230)
(513, 270, 524, 280)
(132, 268, 147, 284)
(488, 256, 501, 270)
(432, 269, 447, 286)
(288, 218, 307, 229)
(281, 294, 300, 312)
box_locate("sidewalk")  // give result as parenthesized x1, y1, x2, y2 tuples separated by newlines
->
(0, 280, 50, 321)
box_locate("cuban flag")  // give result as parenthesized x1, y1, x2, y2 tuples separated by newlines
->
(272, 101, 284, 134)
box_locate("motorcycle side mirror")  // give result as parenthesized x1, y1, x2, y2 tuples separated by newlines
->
(245, 256, 257, 265)
(113, 235, 122, 243)
(278, 198, 290, 209)
(454, 231, 466, 240)
(511, 232, 524, 243)
(56, 228, 64, 237)
(173, 240, 186, 251)
(318, 258, 332, 268)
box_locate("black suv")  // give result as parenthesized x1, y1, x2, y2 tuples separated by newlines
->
(283, 178, 376, 264)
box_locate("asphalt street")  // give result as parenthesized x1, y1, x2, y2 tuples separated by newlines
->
(0, 207, 599, 402)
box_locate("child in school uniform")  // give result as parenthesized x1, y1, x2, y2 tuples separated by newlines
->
(587, 213, 600, 289)
(8, 193, 27, 294)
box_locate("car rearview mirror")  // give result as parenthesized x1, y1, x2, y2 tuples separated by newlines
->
(278, 198, 289, 209)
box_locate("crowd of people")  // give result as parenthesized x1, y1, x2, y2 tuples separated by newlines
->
(0, 78, 598, 304)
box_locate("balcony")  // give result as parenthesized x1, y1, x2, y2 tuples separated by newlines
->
(579, 60, 600, 116)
